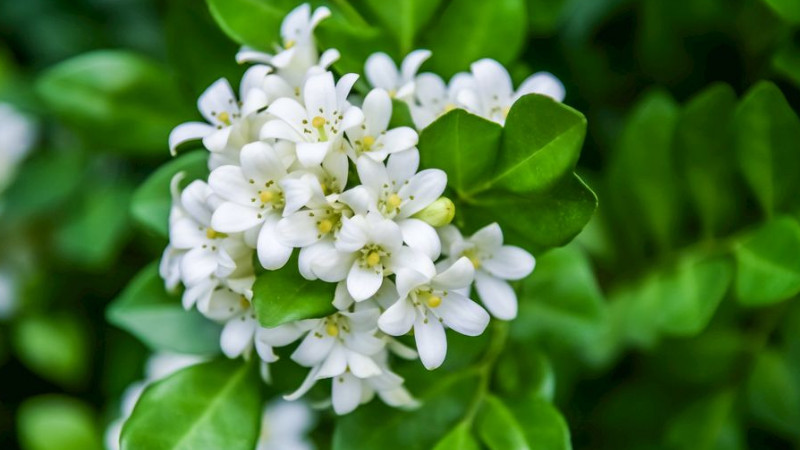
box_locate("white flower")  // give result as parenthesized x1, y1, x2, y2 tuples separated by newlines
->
(236, 4, 333, 87)
(359, 350, 419, 410)
(307, 212, 429, 301)
(457, 58, 565, 124)
(378, 257, 490, 370)
(208, 141, 296, 270)
(165, 176, 251, 287)
(364, 50, 431, 100)
(220, 305, 259, 358)
(0, 103, 36, 192)
(261, 71, 364, 167)
(257, 399, 316, 450)
(283, 307, 386, 414)
(168, 69, 268, 155)
(344, 88, 418, 162)
(407, 71, 475, 130)
(439, 223, 535, 320)
(350, 150, 445, 259)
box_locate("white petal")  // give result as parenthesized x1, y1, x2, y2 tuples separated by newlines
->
(482, 245, 536, 280)
(298, 242, 329, 280)
(414, 72, 446, 108)
(312, 248, 355, 282)
(260, 119, 303, 142)
(170, 217, 206, 249)
(208, 165, 253, 205)
(316, 344, 348, 379)
(221, 315, 256, 358)
(180, 180, 213, 225)
(255, 339, 277, 363)
(257, 323, 305, 347)
(169, 122, 215, 154)
(239, 141, 286, 183)
(365, 52, 399, 90)
(436, 292, 490, 336)
(335, 216, 369, 252)
(332, 373, 363, 415)
(362, 88, 392, 134)
(304, 72, 337, 122)
(395, 268, 433, 300)
(378, 127, 417, 155)
(400, 49, 432, 82)
(474, 271, 518, 320)
(414, 316, 447, 370)
(347, 261, 384, 301)
(377, 385, 419, 409)
(211, 202, 262, 233)
(201, 127, 233, 152)
(340, 106, 365, 131)
(378, 298, 415, 336)
(516, 72, 566, 102)
(180, 248, 217, 286)
(432, 257, 474, 290)
(336, 73, 360, 105)
(398, 219, 441, 260)
(266, 98, 308, 136)
(280, 175, 315, 215)
(346, 350, 382, 378)
(471, 58, 514, 106)
(387, 246, 434, 278)
(356, 156, 390, 192)
(398, 169, 447, 218)
(182, 278, 215, 311)
(319, 48, 340, 69)
(339, 186, 375, 216)
(257, 216, 293, 270)
(276, 212, 319, 247)
(292, 332, 335, 366)
(437, 225, 464, 257)
(333, 281, 355, 310)
(386, 148, 419, 184)
(470, 222, 503, 251)
(198, 78, 237, 124)
(296, 141, 332, 167)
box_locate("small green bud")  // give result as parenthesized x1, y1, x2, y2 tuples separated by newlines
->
(411, 197, 455, 227)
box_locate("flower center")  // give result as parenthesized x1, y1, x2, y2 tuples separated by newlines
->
(239, 296, 250, 310)
(362, 135, 375, 150)
(217, 111, 231, 126)
(311, 115, 326, 128)
(366, 251, 381, 267)
(317, 219, 333, 234)
(284, 39, 296, 49)
(464, 249, 481, 269)
(387, 193, 402, 210)
(425, 294, 442, 308)
(259, 190, 274, 203)
(326, 322, 339, 336)
(205, 228, 227, 240)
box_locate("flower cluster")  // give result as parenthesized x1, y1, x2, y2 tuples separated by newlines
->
(161, 3, 545, 414)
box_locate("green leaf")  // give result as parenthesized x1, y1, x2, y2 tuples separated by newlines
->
(107, 263, 222, 355)
(17, 395, 102, 450)
(389, 99, 415, 129)
(773, 44, 800, 89)
(735, 216, 800, 306)
(476, 395, 529, 450)
(206, 0, 288, 50)
(734, 81, 800, 216)
(12, 314, 90, 388)
(35, 51, 190, 156)
(131, 151, 209, 237)
(663, 391, 743, 450)
(121, 359, 263, 450)
(526, 0, 567, 34)
(252, 258, 337, 327)
(606, 90, 682, 254)
(762, 0, 800, 24)
(508, 397, 572, 450)
(419, 109, 503, 195)
(359, 0, 443, 53)
(674, 83, 741, 237)
(495, 348, 555, 401)
(433, 421, 480, 450)
(54, 181, 133, 268)
(333, 372, 480, 450)
(1, 150, 84, 220)
(422, 0, 527, 78)
(746, 350, 800, 438)
(491, 94, 587, 194)
(461, 173, 597, 253)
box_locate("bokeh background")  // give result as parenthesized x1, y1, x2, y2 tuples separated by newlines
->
(1, 0, 799, 448)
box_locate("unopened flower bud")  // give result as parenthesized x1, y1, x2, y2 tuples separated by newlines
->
(411, 197, 455, 227)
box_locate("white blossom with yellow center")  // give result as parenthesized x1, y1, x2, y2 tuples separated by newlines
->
(364, 49, 431, 101)
(344, 88, 418, 162)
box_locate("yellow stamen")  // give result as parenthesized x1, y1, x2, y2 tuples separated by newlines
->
(217, 111, 231, 126)
(387, 193, 402, 210)
(366, 251, 381, 267)
(426, 295, 442, 308)
(239, 296, 250, 309)
(326, 323, 339, 337)
(259, 191, 274, 203)
(443, 103, 456, 113)
(311, 116, 326, 128)
(388, 89, 397, 98)
(362, 135, 375, 150)
(318, 219, 333, 234)
(206, 228, 218, 239)
(469, 255, 481, 269)
(285, 39, 296, 49)
(502, 106, 511, 118)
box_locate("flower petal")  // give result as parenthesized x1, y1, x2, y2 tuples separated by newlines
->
(414, 316, 447, 370)
(516, 72, 566, 102)
(208, 165, 254, 205)
(284, 366, 321, 401)
(239, 141, 286, 183)
(292, 332, 335, 366)
(436, 291, 490, 336)
(296, 141, 332, 167)
(180, 247, 217, 286)
(397, 169, 447, 218)
(362, 88, 392, 134)
(211, 202, 262, 233)
(332, 373, 363, 415)
(347, 261, 384, 301)
(482, 245, 535, 280)
(277, 211, 319, 247)
(316, 344, 348, 379)
(257, 216, 293, 270)
(432, 257, 474, 291)
(347, 350, 382, 378)
(221, 315, 256, 358)
(470, 222, 503, 251)
(169, 122, 215, 155)
(474, 271, 517, 320)
(398, 218, 441, 260)
(378, 298, 415, 336)
(365, 52, 399, 90)
(395, 267, 434, 299)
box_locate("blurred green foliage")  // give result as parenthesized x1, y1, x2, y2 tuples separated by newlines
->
(1, 0, 800, 448)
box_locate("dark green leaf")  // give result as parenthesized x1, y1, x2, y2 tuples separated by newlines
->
(12, 314, 91, 388)
(735, 216, 800, 306)
(495, 349, 555, 401)
(252, 259, 337, 327)
(121, 359, 263, 450)
(734, 81, 800, 216)
(419, 109, 502, 195)
(359, 0, 443, 53)
(526, 0, 567, 34)
(131, 151, 209, 238)
(476, 395, 529, 450)
(505, 394, 573, 450)
(746, 350, 800, 438)
(35, 51, 191, 156)
(433, 421, 480, 450)
(461, 173, 597, 253)
(205, 0, 287, 50)
(1, 150, 84, 220)
(762, 0, 800, 24)
(422, 0, 527, 78)
(773, 44, 800, 89)
(17, 395, 102, 450)
(663, 391, 743, 450)
(107, 263, 222, 355)
(491, 94, 587, 194)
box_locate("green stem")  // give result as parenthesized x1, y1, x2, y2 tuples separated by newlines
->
(463, 321, 509, 424)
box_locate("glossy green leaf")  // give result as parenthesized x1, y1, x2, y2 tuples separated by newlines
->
(491, 94, 587, 194)
(674, 83, 740, 237)
(773, 44, 800, 89)
(12, 314, 90, 388)
(359, 0, 443, 53)
(333, 373, 480, 450)
(735, 216, 800, 306)
(477, 395, 529, 450)
(316, 13, 395, 75)
(121, 359, 263, 450)
(433, 421, 480, 450)
(663, 392, 743, 450)
(419, 109, 503, 195)
(422, 0, 527, 78)
(131, 152, 209, 237)
(252, 259, 337, 327)
(54, 181, 133, 268)
(206, 0, 287, 50)
(35, 51, 190, 156)
(1, 150, 84, 220)
(734, 81, 800, 216)
(746, 350, 800, 438)
(107, 263, 222, 355)
(17, 395, 102, 450)
(495, 349, 555, 401)
(461, 173, 597, 253)
(504, 394, 573, 450)
(762, 0, 800, 24)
